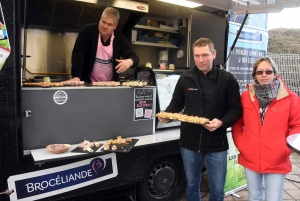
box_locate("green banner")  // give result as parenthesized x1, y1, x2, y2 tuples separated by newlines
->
(225, 132, 247, 194)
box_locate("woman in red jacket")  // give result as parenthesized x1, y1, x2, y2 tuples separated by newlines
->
(232, 57, 300, 201)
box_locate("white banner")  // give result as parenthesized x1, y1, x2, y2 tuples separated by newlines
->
(8, 153, 118, 201)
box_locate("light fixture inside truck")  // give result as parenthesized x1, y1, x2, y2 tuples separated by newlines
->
(157, 0, 202, 8)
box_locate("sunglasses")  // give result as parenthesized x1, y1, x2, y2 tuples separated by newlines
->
(255, 70, 273, 75)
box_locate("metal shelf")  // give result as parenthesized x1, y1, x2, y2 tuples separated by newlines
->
(134, 25, 178, 33)
(132, 41, 178, 48)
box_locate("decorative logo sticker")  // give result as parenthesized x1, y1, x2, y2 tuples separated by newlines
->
(137, 6, 146, 11)
(53, 90, 68, 105)
(90, 158, 105, 174)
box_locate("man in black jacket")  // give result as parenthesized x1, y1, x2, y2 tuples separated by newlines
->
(158, 38, 242, 201)
(68, 7, 139, 83)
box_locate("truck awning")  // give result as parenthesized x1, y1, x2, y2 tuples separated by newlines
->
(193, 0, 300, 14)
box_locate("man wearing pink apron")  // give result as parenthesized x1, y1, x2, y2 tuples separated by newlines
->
(69, 7, 139, 83)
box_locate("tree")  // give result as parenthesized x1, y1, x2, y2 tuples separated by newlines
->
(268, 28, 300, 54)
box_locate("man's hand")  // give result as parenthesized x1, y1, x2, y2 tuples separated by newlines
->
(65, 77, 80, 82)
(115, 59, 133, 73)
(203, 118, 223, 132)
(158, 117, 171, 124)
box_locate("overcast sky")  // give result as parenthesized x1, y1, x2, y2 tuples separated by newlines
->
(268, 7, 300, 29)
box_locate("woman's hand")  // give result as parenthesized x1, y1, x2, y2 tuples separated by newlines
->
(115, 59, 133, 73)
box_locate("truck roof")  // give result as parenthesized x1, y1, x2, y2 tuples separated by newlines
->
(193, 0, 300, 14)
(142, 0, 300, 20)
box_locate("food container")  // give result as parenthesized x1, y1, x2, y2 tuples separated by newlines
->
(168, 64, 175, 70)
(145, 62, 152, 68)
(159, 63, 167, 70)
(43, 76, 51, 82)
(46, 144, 71, 154)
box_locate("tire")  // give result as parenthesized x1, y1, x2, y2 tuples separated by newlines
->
(137, 156, 186, 201)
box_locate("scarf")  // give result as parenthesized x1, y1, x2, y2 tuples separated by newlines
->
(253, 78, 280, 109)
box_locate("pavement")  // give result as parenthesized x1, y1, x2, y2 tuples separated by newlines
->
(176, 153, 300, 201)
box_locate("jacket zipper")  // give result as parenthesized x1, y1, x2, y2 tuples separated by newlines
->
(198, 126, 203, 153)
(257, 99, 276, 172)
(192, 74, 205, 153)
(252, 98, 262, 172)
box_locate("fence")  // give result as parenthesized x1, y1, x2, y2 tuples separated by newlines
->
(267, 53, 300, 96)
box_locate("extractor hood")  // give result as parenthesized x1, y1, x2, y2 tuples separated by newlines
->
(21, 0, 148, 33)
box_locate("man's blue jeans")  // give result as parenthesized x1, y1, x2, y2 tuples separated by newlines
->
(180, 147, 227, 201)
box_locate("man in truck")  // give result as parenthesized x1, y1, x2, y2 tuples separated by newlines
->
(158, 38, 242, 201)
(67, 6, 139, 83)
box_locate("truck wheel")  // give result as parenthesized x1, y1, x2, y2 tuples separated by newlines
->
(137, 157, 185, 201)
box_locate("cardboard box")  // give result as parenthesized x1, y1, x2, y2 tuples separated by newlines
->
(147, 19, 158, 27)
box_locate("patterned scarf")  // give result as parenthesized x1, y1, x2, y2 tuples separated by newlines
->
(253, 78, 280, 109)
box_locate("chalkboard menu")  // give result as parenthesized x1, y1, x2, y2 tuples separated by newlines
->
(134, 88, 154, 121)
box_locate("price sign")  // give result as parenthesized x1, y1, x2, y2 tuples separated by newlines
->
(134, 88, 154, 121)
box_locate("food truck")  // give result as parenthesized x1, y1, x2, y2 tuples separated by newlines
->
(0, 0, 298, 200)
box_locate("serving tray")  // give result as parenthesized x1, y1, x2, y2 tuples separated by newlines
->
(100, 139, 139, 153)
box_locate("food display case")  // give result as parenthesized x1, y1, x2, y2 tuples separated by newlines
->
(134, 67, 188, 129)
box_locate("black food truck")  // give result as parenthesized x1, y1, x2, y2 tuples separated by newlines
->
(0, 0, 296, 200)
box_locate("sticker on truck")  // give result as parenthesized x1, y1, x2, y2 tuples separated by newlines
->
(7, 153, 118, 201)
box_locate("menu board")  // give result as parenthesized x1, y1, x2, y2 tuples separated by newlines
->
(228, 47, 266, 93)
(156, 74, 180, 111)
(134, 88, 154, 121)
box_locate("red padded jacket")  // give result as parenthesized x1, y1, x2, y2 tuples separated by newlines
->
(232, 79, 300, 174)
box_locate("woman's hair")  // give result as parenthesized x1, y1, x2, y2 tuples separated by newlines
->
(251, 56, 279, 79)
(101, 7, 120, 25)
(192, 38, 215, 53)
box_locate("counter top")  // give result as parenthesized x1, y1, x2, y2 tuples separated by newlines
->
(22, 85, 156, 90)
(30, 128, 180, 164)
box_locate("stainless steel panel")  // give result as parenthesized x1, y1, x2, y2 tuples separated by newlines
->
(21, 28, 77, 80)
(22, 87, 156, 150)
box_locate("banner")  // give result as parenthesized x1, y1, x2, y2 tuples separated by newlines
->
(225, 12, 269, 195)
(225, 132, 246, 195)
(7, 153, 118, 201)
(0, 2, 10, 71)
(227, 13, 269, 93)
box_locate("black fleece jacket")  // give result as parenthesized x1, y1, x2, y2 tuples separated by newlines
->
(165, 65, 242, 153)
(71, 23, 139, 82)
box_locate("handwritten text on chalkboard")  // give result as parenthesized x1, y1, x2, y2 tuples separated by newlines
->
(134, 88, 154, 121)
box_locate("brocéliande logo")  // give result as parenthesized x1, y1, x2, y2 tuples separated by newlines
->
(53, 90, 68, 105)
(7, 154, 118, 201)
(237, 30, 263, 43)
